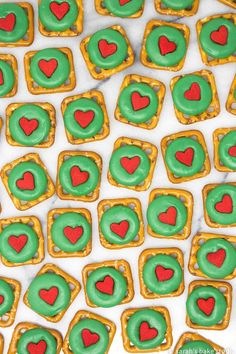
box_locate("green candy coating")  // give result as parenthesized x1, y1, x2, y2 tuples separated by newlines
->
(30, 48, 70, 89)
(219, 131, 236, 170)
(109, 145, 150, 186)
(0, 279, 14, 316)
(17, 328, 57, 354)
(127, 309, 167, 350)
(59, 155, 99, 196)
(39, 0, 79, 32)
(100, 205, 140, 245)
(64, 97, 104, 139)
(8, 161, 48, 202)
(172, 75, 212, 116)
(200, 18, 236, 59)
(178, 340, 215, 354)
(161, 0, 194, 10)
(197, 238, 236, 279)
(9, 104, 51, 146)
(27, 273, 71, 317)
(143, 254, 183, 295)
(87, 28, 128, 69)
(0, 3, 28, 43)
(103, 0, 144, 17)
(187, 286, 227, 327)
(147, 195, 187, 236)
(206, 184, 236, 225)
(146, 26, 187, 67)
(69, 318, 109, 354)
(0, 223, 39, 263)
(51, 212, 91, 252)
(0, 60, 15, 96)
(86, 267, 127, 307)
(118, 83, 158, 123)
(165, 137, 206, 177)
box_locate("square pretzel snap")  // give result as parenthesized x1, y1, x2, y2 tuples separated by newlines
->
(98, 198, 144, 249)
(108, 137, 157, 192)
(47, 208, 92, 258)
(0, 2, 34, 47)
(8, 322, 63, 354)
(139, 248, 184, 299)
(0, 215, 44, 267)
(202, 182, 236, 228)
(23, 263, 81, 322)
(161, 130, 211, 183)
(140, 20, 190, 72)
(61, 90, 110, 145)
(63, 310, 116, 354)
(115, 74, 165, 130)
(24, 47, 76, 94)
(0, 276, 21, 327)
(56, 150, 102, 202)
(38, 0, 83, 37)
(173, 331, 225, 354)
(6, 102, 56, 148)
(170, 70, 220, 124)
(1, 153, 55, 211)
(82, 259, 134, 308)
(218, 0, 236, 8)
(147, 188, 193, 240)
(226, 75, 236, 115)
(213, 127, 236, 172)
(188, 232, 236, 280)
(155, 0, 199, 17)
(0, 54, 18, 98)
(121, 306, 172, 352)
(80, 25, 134, 80)
(186, 280, 232, 330)
(95, 0, 144, 18)
(196, 13, 236, 66)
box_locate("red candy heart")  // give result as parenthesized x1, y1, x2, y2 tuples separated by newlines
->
(210, 25, 228, 45)
(39, 287, 59, 305)
(27, 340, 47, 354)
(19, 117, 39, 136)
(81, 329, 100, 348)
(207, 249, 226, 268)
(0, 70, 3, 85)
(49, 1, 70, 20)
(139, 322, 158, 342)
(175, 147, 194, 167)
(158, 206, 177, 226)
(63, 226, 83, 244)
(70, 166, 89, 187)
(98, 39, 117, 58)
(74, 110, 94, 128)
(38, 59, 58, 78)
(155, 265, 174, 282)
(215, 194, 233, 213)
(0, 295, 4, 305)
(158, 36, 177, 55)
(131, 92, 150, 111)
(228, 146, 236, 157)
(120, 156, 141, 174)
(197, 297, 215, 316)
(16, 172, 35, 191)
(119, 0, 131, 5)
(110, 220, 129, 238)
(184, 83, 201, 101)
(8, 235, 28, 253)
(0, 13, 16, 32)
(95, 276, 114, 295)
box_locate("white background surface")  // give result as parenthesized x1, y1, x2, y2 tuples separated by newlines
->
(0, 0, 236, 352)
